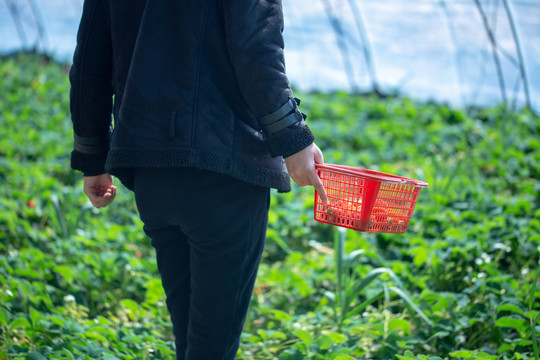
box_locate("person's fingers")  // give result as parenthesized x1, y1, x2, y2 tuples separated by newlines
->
(312, 144, 324, 164)
(84, 184, 117, 208)
(307, 170, 328, 206)
(105, 186, 117, 202)
(88, 194, 104, 208)
(101, 186, 116, 206)
(93, 195, 114, 208)
(102, 186, 115, 197)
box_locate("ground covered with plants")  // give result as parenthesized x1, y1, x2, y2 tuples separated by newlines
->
(1, 55, 539, 360)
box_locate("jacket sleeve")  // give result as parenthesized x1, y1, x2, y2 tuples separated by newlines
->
(69, 0, 113, 176)
(223, 0, 314, 158)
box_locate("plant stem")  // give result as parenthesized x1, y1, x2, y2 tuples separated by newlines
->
(336, 227, 346, 330)
(27, 0, 49, 52)
(530, 266, 540, 360)
(5, 0, 28, 47)
(438, 0, 468, 107)
(473, 0, 507, 107)
(346, 0, 380, 94)
(320, 0, 358, 92)
(501, 0, 533, 114)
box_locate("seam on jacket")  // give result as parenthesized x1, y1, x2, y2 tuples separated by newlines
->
(222, 0, 235, 68)
(191, 0, 211, 148)
(102, 0, 114, 97)
(75, 0, 100, 137)
(115, 0, 149, 131)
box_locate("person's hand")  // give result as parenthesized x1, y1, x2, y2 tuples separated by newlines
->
(284, 143, 328, 205)
(83, 174, 117, 208)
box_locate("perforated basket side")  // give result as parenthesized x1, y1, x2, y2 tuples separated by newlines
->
(314, 168, 377, 231)
(314, 164, 426, 234)
(368, 183, 421, 233)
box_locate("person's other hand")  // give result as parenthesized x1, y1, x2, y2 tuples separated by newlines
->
(83, 174, 117, 208)
(284, 143, 328, 205)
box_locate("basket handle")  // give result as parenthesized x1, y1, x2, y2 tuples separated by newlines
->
(315, 163, 429, 188)
(349, 166, 429, 188)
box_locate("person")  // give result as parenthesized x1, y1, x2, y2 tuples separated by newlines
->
(69, 0, 328, 359)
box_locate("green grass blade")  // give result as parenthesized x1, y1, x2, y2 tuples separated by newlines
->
(532, 310, 540, 360)
(348, 268, 402, 301)
(389, 286, 434, 326)
(50, 193, 67, 237)
(529, 265, 540, 313)
(336, 228, 346, 306)
(346, 291, 385, 319)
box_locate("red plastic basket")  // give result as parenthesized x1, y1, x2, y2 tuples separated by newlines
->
(314, 164, 428, 233)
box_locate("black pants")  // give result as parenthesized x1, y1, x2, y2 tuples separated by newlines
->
(133, 167, 270, 360)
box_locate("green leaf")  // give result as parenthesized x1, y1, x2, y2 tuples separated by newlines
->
(54, 265, 76, 283)
(450, 350, 496, 360)
(293, 330, 313, 346)
(264, 309, 293, 322)
(326, 332, 347, 344)
(25, 352, 48, 360)
(120, 299, 139, 315)
(497, 304, 525, 317)
(409, 247, 429, 267)
(476, 353, 497, 360)
(29, 308, 42, 327)
(495, 317, 528, 332)
(316, 335, 333, 350)
(0, 308, 8, 325)
(269, 330, 287, 340)
(287, 272, 314, 297)
(450, 350, 475, 358)
(497, 343, 515, 354)
(102, 354, 121, 360)
(388, 319, 411, 335)
(257, 329, 269, 340)
(10, 316, 31, 329)
(16, 269, 42, 279)
(513, 340, 532, 346)
(144, 278, 165, 304)
(49, 315, 66, 327)
(86, 341, 106, 357)
(426, 331, 450, 342)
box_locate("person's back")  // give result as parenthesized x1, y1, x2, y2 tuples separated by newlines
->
(71, 0, 314, 190)
(70, 0, 327, 358)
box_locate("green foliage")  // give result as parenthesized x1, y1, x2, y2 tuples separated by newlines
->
(1, 54, 540, 359)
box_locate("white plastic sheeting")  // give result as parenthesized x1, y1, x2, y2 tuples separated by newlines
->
(0, 0, 538, 111)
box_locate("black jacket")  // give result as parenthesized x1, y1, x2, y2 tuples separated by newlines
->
(70, 0, 314, 192)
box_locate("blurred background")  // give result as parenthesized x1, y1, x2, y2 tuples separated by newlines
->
(1, 0, 538, 113)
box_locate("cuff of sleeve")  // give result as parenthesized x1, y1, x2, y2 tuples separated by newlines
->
(71, 150, 108, 176)
(259, 97, 305, 137)
(73, 133, 110, 154)
(266, 123, 315, 158)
